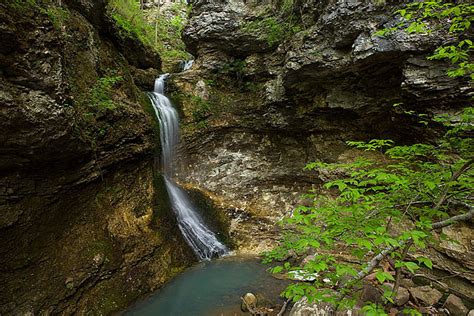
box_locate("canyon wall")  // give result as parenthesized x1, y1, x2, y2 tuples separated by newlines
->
(171, 0, 473, 297)
(0, 1, 195, 314)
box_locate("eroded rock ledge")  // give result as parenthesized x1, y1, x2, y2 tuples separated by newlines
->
(171, 0, 473, 297)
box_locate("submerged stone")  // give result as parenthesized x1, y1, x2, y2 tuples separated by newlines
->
(241, 292, 258, 312)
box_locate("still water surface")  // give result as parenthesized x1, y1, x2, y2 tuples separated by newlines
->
(125, 256, 289, 316)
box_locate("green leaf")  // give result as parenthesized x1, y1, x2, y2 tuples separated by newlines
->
(375, 271, 395, 284)
(272, 266, 284, 273)
(404, 261, 420, 274)
(416, 257, 433, 269)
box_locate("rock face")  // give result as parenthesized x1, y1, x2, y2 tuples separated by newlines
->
(409, 286, 443, 306)
(394, 287, 410, 307)
(289, 297, 355, 316)
(173, 0, 472, 256)
(184, 0, 274, 57)
(0, 1, 194, 314)
(444, 294, 469, 316)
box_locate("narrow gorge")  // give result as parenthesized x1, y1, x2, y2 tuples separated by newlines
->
(1, 0, 472, 315)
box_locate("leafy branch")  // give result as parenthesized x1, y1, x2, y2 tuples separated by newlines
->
(341, 203, 473, 289)
(375, 0, 474, 80)
(264, 107, 473, 313)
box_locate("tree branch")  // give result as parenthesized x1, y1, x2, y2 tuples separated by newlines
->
(432, 201, 473, 229)
(435, 159, 473, 209)
(393, 240, 413, 295)
(277, 299, 289, 316)
(340, 204, 473, 289)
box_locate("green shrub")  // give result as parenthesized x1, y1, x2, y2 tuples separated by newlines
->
(5, 0, 37, 11)
(89, 76, 124, 110)
(147, 1, 192, 68)
(108, 0, 155, 47)
(6, 1, 70, 30)
(219, 59, 247, 80)
(241, 0, 302, 47)
(106, 0, 192, 69)
(264, 107, 474, 313)
(375, 0, 474, 80)
(43, 6, 69, 30)
(242, 16, 300, 47)
(191, 96, 211, 122)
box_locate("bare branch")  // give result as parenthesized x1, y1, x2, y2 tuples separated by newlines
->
(432, 202, 473, 229)
(277, 300, 289, 316)
(393, 240, 413, 294)
(435, 159, 473, 209)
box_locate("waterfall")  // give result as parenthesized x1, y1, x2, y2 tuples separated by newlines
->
(182, 60, 194, 71)
(148, 74, 228, 261)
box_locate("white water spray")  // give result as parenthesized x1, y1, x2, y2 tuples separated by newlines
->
(182, 60, 194, 71)
(148, 74, 228, 261)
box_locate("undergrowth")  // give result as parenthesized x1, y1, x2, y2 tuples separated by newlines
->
(241, 0, 302, 47)
(107, 0, 155, 47)
(88, 75, 124, 111)
(144, 1, 192, 69)
(6, 0, 70, 30)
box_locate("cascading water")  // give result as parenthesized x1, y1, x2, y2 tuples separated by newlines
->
(148, 74, 228, 261)
(182, 60, 194, 71)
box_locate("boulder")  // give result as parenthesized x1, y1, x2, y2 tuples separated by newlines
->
(444, 294, 468, 316)
(400, 278, 415, 289)
(358, 282, 383, 305)
(394, 287, 410, 306)
(301, 254, 317, 265)
(241, 293, 257, 312)
(289, 297, 356, 316)
(382, 283, 410, 307)
(409, 286, 443, 306)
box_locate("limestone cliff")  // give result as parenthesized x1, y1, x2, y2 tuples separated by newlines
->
(171, 0, 473, 297)
(0, 1, 194, 314)
(1, 0, 472, 313)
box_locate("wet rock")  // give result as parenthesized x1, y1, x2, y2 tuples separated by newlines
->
(288, 270, 318, 282)
(289, 298, 332, 316)
(301, 254, 316, 266)
(444, 294, 468, 316)
(409, 286, 443, 306)
(241, 293, 257, 312)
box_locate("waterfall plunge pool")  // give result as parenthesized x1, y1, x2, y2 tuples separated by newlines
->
(125, 256, 291, 316)
(136, 76, 289, 315)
